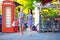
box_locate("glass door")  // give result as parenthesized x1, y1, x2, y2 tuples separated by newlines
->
(5, 6, 11, 28)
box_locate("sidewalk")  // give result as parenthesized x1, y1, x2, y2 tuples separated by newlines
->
(0, 31, 60, 40)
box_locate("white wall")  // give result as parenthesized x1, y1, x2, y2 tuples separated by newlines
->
(34, 7, 39, 31)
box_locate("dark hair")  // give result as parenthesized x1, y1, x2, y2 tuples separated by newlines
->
(28, 9, 32, 14)
(18, 8, 20, 12)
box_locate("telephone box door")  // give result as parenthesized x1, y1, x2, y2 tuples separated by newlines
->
(2, 1, 14, 32)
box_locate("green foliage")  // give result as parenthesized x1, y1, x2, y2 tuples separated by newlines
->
(23, 0, 34, 10)
(15, 0, 40, 18)
(15, 8, 19, 18)
(42, 8, 58, 18)
(23, 0, 40, 10)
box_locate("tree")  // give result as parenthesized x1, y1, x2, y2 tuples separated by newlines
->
(17, 0, 40, 10)
(15, 0, 40, 18)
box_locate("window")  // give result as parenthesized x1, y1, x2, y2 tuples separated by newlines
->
(5, 6, 11, 28)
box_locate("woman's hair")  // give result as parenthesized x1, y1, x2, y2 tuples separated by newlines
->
(18, 8, 20, 12)
(28, 9, 32, 14)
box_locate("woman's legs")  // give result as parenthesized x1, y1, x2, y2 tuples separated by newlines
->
(29, 27, 32, 36)
(20, 27, 22, 36)
(20, 26, 24, 36)
(21, 26, 24, 35)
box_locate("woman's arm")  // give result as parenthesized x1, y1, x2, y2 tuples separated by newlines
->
(24, 14, 27, 24)
(18, 13, 21, 19)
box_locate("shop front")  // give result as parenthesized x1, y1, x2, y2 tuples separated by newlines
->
(33, 1, 60, 32)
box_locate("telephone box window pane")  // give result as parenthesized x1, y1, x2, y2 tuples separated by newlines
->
(5, 7, 11, 28)
(5, 16, 11, 19)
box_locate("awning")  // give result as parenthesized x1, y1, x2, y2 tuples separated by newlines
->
(14, 2, 23, 7)
(41, 0, 52, 5)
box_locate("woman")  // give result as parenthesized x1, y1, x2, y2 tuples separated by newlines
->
(18, 8, 24, 36)
(27, 9, 33, 36)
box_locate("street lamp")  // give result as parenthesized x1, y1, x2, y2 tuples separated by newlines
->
(33, 0, 36, 7)
(33, 1, 36, 4)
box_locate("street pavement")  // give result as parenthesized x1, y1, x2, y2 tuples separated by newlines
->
(0, 31, 60, 40)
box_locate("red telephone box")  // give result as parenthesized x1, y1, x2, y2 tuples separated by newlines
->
(2, 0, 15, 32)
